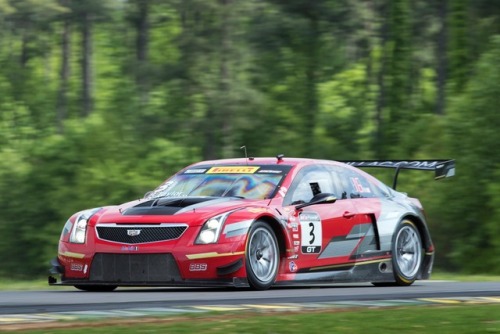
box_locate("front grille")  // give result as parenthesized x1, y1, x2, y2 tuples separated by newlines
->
(89, 253, 181, 282)
(96, 224, 187, 244)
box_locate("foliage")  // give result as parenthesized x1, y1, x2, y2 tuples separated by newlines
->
(0, 0, 498, 277)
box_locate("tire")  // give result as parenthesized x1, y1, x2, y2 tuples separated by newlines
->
(372, 220, 423, 287)
(245, 221, 280, 290)
(392, 220, 423, 286)
(74, 285, 117, 292)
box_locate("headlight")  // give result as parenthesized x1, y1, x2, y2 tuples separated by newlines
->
(69, 208, 101, 244)
(195, 213, 229, 244)
(60, 220, 72, 239)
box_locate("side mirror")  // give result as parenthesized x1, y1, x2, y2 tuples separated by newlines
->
(295, 193, 337, 210)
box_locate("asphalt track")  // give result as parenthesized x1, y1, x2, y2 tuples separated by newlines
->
(1, 281, 499, 315)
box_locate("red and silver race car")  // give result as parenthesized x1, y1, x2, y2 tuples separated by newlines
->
(49, 157, 454, 291)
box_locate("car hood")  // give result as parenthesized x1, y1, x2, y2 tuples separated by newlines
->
(93, 196, 267, 226)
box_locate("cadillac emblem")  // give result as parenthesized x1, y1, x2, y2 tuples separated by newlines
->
(127, 229, 141, 237)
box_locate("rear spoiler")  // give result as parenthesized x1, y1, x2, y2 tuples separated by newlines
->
(341, 160, 455, 190)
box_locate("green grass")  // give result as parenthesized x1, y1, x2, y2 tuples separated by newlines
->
(0, 279, 48, 290)
(430, 272, 500, 282)
(8, 304, 500, 333)
(0, 279, 73, 291)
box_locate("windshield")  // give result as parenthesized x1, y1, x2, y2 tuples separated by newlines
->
(147, 165, 291, 200)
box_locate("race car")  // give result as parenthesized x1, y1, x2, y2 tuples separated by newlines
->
(49, 156, 455, 291)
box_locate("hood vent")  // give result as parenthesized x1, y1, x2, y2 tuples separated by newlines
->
(122, 196, 235, 216)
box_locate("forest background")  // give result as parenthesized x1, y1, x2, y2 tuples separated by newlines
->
(0, 0, 499, 279)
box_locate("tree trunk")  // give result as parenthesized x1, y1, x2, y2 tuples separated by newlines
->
(304, 12, 319, 156)
(436, 0, 447, 115)
(56, 15, 71, 133)
(374, 2, 388, 158)
(219, 0, 232, 158)
(135, 0, 149, 104)
(81, 11, 93, 117)
(450, 0, 468, 92)
(20, 32, 29, 67)
(386, 0, 411, 155)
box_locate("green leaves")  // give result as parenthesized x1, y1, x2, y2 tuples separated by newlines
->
(0, 0, 499, 277)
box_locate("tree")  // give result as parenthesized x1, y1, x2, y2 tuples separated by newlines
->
(56, 0, 72, 133)
(435, 0, 447, 115)
(385, 0, 413, 156)
(69, 0, 113, 117)
(442, 35, 500, 272)
(449, 0, 468, 92)
(127, 0, 152, 104)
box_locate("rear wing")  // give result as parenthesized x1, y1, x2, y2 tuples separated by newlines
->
(341, 160, 455, 190)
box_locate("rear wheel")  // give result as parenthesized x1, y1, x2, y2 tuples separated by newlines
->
(373, 220, 423, 287)
(74, 285, 117, 292)
(245, 221, 279, 290)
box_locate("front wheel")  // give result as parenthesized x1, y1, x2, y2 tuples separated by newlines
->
(245, 221, 280, 290)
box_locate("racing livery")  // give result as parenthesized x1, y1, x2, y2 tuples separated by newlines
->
(49, 157, 455, 291)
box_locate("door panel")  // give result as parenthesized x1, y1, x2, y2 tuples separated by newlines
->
(282, 163, 384, 272)
(291, 199, 365, 270)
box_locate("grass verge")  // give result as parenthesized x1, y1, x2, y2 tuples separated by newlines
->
(4, 304, 500, 333)
(430, 271, 500, 282)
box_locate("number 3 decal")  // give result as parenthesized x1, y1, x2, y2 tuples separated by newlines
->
(309, 222, 315, 244)
(299, 212, 322, 254)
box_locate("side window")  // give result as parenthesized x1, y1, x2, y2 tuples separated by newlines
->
(328, 168, 349, 200)
(326, 165, 383, 199)
(345, 170, 382, 198)
(284, 166, 335, 206)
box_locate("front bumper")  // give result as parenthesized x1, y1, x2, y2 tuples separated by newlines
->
(49, 251, 247, 288)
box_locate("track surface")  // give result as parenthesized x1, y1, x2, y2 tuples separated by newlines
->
(1, 281, 499, 315)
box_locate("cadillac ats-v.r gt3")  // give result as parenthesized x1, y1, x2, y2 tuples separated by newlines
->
(49, 157, 454, 291)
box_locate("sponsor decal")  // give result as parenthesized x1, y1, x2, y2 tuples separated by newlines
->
(147, 181, 176, 198)
(163, 191, 186, 197)
(344, 160, 441, 169)
(293, 233, 299, 239)
(350, 177, 372, 193)
(278, 186, 288, 198)
(294, 246, 300, 252)
(83, 264, 88, 274)
(290, 222, 299, 232)
(293, 241, 300, 246)
(289, 261, 298, 273)
(184, 169, 207, 174)
(207, 166, 259, 174)
(258, 170, 282, 174)
(127, 229, 141, 237)
(70, 263, 84, 272)
(288, 255, 299, 259)
(189, 263, 208, 271)
(121, 245, 139, 251)
(299, 211, 322, 254)
(247, 207, 268, 214)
